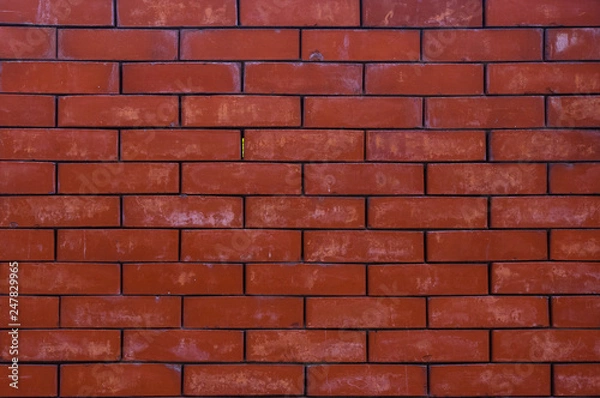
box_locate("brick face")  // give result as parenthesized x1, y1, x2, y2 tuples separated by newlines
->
(2, 2, 598, 397)
(0, 61, 119, 94)
(59, 29, 178, 60)
(302, 30, 420, 61)
(0, 27, 56, 59)
(181, 29, 299, 60)
(240, 0, 360, 27)
(363, 0, 482, 27)
(546, 28, 600, 60)
(366, 63, 483, 95)
(308, 365, 427, 396)
(0, 0, 113, 25)
(423, 29, 542, 61)
(486, 0, 600, 26)
(370, 330, 489, 362)
(117, 0, 237, 27)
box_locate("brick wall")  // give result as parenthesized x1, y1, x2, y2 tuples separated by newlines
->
(1, 0, 599, 396)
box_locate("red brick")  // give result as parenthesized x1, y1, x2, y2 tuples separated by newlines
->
(369, 264, 488, 296)
(122, 129, 239, 161)
(424, 29, 542, 61)
(305, 163, 423, 195)
(305, 231, 424, 263)
(123, 263, 243, 295)
(428, 230, 547, 262)
(185, 365, 303, 396)
(430, 364, 550, 397)
(58, 163, 178, 194)
(246, 197, 365, 228)
(0, 0, 112, 25)
(0, 330, 119, 361)
(548, 96, 600, 127)
(553, 296, 600, 328)
(0, 61, 118, 94)
(367, 130, 486, 161)
(0, 365, 56, 397)
(183, 162, 301, 194)
(123, 196, 242, 228)
(489, 63, 600, 94)
(59, 95, 178, 127)
(369, 197, 487, 229)
(370, 330, 488, 362)
(486, 0, 600, 26)
(118, 0, 236, 26)
(426, 96, 544, 128)
(307, 297, 425, 328)
(0, 27, 55, 59)
(0, 296, 58, 328)
(183, 95, 300, 127)
(246, 263, 365, 295)
(61, 296, 181, 328)
(492, 262, 600, 294)
(0, 196, 118, 228)
(181, 29, 299, 60)
(0, 129, 117, 161)
(59, 29, 178, 60)
(0, 262, 119, 295)
(492, 196, 600, 228)
(305, 96, 422, 128)
(245, 63, 361, 94)
(364, 0, 482, 27)
(491, 130, 600, 161)
(184, 296, 303, 328)
(57, 229, 179, 262)
(551, 163, 600, 194)
(245, 129, 363, 161)
(0, 94, 54, 127)
(551, 229, 600, 260)
(547, 28, 600, 60)
(366, 63, 483, 95)
(302, 29, 420, 61)
(122, 63, 240, 94)
(493, 330, 600, 362)
(308, 365, 426, 396)
(0, 162, 55, 194)
(430, 296, 549, 328)
(0, 230, 54, 261)
(124, 330, 243, 362)
(555, 364, 600, 396)
(61, 364, 181, 397)
(247, 330, 366, 362)
(240, 0, 359, 26)
(181, 229, 301, 262)
(429, 163, 546, 195)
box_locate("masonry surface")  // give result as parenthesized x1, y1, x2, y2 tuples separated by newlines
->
(0, 0, 599, 397)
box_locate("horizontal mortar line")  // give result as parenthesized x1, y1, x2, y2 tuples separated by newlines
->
(27, 92, 600, 97)
(3, 23, 598, 29)
(5, 59, 599, 64)
(1, 126, 598, 131)
(0, 293, 596, 297)
(0, 359, 573, 365)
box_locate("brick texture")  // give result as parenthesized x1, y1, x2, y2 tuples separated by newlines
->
(1, 1, 598, 397)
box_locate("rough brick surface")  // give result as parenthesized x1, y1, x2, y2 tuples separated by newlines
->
(1, 1, 599, 397)
(423, 29, 542, 61)
(0, 27, 56, 59)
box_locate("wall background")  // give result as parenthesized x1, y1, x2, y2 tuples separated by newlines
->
(0, 0, 599, 396)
